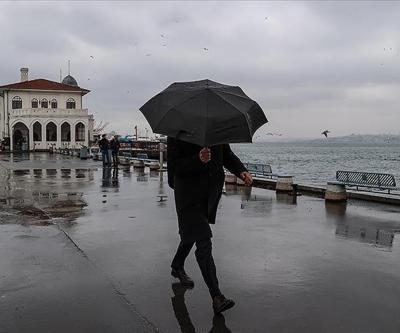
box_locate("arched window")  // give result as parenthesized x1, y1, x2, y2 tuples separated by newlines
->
(75, 123, 85, 141)
(31, 98, 38, 108)
(12, 96, 22, 109)
(61, 122, 71, 141)
(33, 122, 42, 141)
(41, 98, 48, 108)
(51, 99, 57, 109)
(46, 122, 57, 141)
(12, 122, 29, 150)
(66, 98, 76, 109)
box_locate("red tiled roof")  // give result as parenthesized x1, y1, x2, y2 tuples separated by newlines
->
(0, 79, 90, 95)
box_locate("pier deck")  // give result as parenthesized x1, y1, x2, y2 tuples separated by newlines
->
(1, 153, 400, 333)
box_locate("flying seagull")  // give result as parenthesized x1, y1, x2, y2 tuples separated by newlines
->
(203, 47, 209, 51)
(322, 130, 330, 138)
(90, 55, 94, 59)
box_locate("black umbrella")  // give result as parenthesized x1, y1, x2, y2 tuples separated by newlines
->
(139, 79, 268, 147)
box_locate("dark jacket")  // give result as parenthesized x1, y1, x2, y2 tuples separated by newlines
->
(167, 137, 247, 243)
(98, 137, 109, 151)
(109, 139, 120, 152)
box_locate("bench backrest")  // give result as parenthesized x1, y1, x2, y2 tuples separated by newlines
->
(336, 170, 396, 188)
(244, 163, 272, 175)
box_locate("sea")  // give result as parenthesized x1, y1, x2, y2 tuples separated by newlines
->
(231, 142, 400, 186)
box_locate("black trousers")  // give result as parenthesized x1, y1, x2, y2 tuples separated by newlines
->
(171, 238, 221, 299)
(112, 151, 118, 165)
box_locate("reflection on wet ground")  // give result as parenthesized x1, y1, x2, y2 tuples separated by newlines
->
(171, 283, 232, 333)
(2, 153, 400, 332)
(0, 154, 95, 226)
(326, 202, 399, 249)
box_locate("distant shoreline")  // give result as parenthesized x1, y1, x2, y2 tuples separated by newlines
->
(243, 134, 400, 146)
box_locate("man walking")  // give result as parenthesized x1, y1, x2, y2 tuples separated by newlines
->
(109, 135, 120, 166)
(167, 137, 253, 314)
(98, 134, 111, 167)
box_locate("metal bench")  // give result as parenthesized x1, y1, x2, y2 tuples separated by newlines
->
(243, 163, 277, 179)
(333, 170, 398, 194)
(121, 153, 157, 165)
(132, 157, 159, 166)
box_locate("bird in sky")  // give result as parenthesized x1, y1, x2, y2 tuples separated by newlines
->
(145, 53, 152, 56)
(90, 55, 94, 59)
(322, 130, 330, 138)
(160, 34, 165, 38)
(203, 47, 209, 51)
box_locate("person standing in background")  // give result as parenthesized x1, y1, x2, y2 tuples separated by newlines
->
(98, 134, 111, 167)
(110, 135, 121, 167)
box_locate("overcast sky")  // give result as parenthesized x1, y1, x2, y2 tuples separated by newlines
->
(1, 1, 399, 139)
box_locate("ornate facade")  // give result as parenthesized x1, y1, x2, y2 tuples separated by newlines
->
(0, 68, 94, 151)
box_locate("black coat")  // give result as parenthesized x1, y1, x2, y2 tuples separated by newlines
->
(167, 137, 247, 243)
(109, 139, 120, 152)
(98, 138, 109, 151)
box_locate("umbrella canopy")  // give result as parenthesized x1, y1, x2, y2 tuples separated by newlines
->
(139, 79, 268, 147)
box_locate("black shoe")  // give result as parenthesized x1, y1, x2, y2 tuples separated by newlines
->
(171, 268, 195, 288)
(213, 295, 235, 314)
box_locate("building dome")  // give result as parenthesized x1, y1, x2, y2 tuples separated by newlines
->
(62, 75, 78, 87)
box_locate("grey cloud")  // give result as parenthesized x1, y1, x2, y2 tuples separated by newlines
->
(1, 1, 400, 138)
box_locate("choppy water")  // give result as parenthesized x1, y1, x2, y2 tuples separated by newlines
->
(231, 142, 400, 185)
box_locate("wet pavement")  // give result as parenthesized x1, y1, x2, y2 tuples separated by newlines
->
(1, 153, 400, 333)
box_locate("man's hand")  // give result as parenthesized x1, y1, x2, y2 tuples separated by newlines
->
(199, 147, 211, 163)
(240, 171, 253, 186)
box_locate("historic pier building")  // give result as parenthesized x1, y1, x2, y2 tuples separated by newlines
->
(0, 68, 94, 151)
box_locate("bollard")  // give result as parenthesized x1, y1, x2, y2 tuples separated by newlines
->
(238, 185, 252, 199)
(120, 158, 131, 166)
(159, 143, 165, 170)
(276, 192, 295, 203)
(133, 160, 145, 168)
(224, 183, 237, 196)
(149, 161, 160, 170)
(325, 181, 347, 202)
(224, 173, 237, 184)
(276, 175, 294, 193)
(118, 155, 131, 166)
(236, 177, 245, 186)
